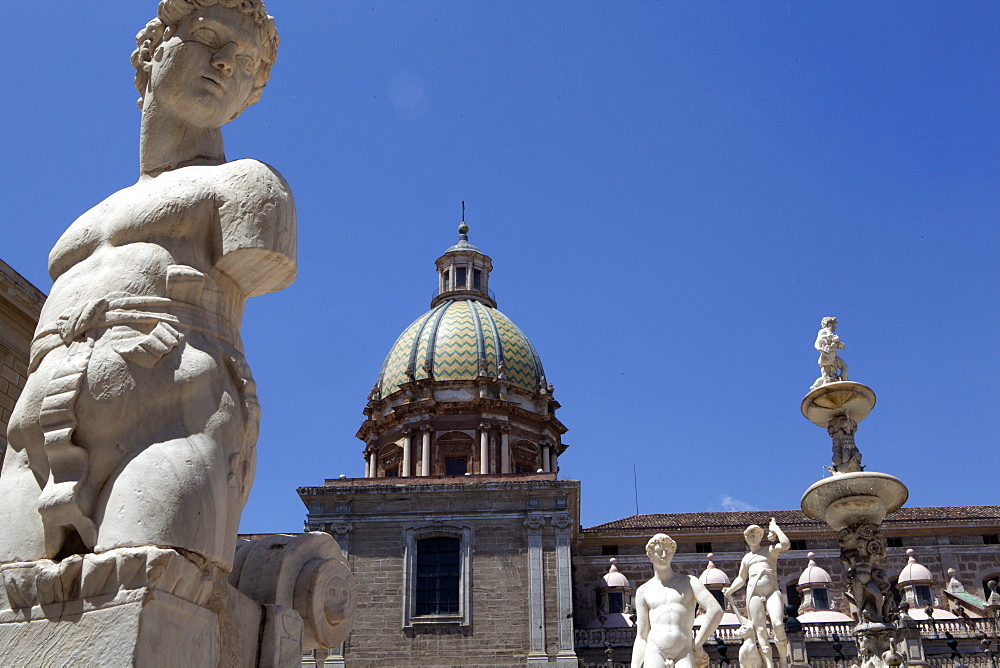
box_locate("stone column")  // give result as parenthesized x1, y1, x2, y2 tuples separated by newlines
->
(550, 447, 558, 475)
(541, 442, 551, 473)
(524, 517, 547, 665)
(401, 428, 412, 477)
(479, 423, 490, 474)
(421, 425, 432, 476)
(363, 452, 371, 479)
(552, 515, 578, 666)
(369, 449, 378, 478)
(500, 425, 511, 474)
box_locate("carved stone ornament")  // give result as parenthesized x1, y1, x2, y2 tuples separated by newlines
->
(827, 413, 864, 474)
(523, 517, 546, 531)
(838, 522, 894, 625)
(551, 515, 573, 531)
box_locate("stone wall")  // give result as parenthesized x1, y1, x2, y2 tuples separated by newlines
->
(0, 260, 44, 455)
(301, 476, 580, 667)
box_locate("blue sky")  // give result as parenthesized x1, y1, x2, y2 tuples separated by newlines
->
(2, 1, 997, 533)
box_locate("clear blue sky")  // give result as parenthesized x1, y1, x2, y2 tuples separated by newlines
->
(2, 1, 997, 533)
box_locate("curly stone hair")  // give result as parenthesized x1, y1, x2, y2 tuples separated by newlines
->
(645, 533, 677, 558)
(821, 316, 838, 329)
(131, 0, 279, 120)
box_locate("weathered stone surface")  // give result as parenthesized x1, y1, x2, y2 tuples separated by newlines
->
(0, 0, 293, 571)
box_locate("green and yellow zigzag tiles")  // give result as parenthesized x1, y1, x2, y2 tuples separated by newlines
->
(376, 299, 545, 397)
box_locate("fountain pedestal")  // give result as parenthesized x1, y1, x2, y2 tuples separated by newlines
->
(800, 379, 907, 668)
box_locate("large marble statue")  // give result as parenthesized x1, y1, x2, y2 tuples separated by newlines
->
(810, 316, 848, 390)
(723, 519, 790, 668)
(632, 534, 723, 668)
(0, 0, 294, 571)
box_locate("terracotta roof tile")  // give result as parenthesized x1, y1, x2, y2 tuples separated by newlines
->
(583, 506, 1000, 533)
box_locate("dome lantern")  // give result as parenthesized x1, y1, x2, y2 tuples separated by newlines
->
(432, 207, 496, 309)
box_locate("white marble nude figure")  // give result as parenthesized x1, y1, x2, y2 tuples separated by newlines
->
(632, 534, 723, 668)
(811, 316, 848, 389)
(723, 519, 790, 668)
(0, 0, 295, 572)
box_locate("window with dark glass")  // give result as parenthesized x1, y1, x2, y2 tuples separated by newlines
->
(607, 592, 624, 614)
(695, 542, 712, 554)
(790, 539, 808, 551)
(813, 588, 830, 609)
(514, 463, 532, 474)
(415, 537, 460, 616)
(445, 458, 467, 476)
(602, 545, 619, 556)
(443, 271, 450, 292)
(914, 585, 933, 607)
(886, 537, 903, 548)
(385, 467, 399, 477)
(984, 534, 999, 545)
(455, 267, 467, 287)
(785, 584, 801, 612)
(473, 269, 481, 290)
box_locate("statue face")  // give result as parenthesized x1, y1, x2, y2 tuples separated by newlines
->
(647, 540, 675, 565)
(146, 4, 263, 128)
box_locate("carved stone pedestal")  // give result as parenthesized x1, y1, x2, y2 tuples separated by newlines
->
(0, 534, 354, 667)
(786, 629, 811, 667)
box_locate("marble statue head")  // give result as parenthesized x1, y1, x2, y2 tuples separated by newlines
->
(821, 316, 838, 330)
(131, 0, 279, 122)
(744, 524, 766, 544)
(645, 533, 677, 563)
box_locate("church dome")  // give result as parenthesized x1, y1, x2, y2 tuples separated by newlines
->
(797, 553, 833, 586)
(898, 549, 934, 585)
(377, 299, 545, 397)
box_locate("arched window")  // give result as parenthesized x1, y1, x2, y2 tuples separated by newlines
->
(379, 444, 403, 477)
(437, 431, 473, 477)
(512, 440, 538, 474)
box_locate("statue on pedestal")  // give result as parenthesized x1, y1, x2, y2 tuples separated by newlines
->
(811, 316, 849, 390)
(632, 534, 723, 668)
(0, 0, 293, 570)
(723, 519, 790, 668)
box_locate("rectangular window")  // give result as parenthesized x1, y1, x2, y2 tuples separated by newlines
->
(886, 537, 904, 548)
(455, 267, 467, 288)
(601, 545, 619, 556)
(443, 272, 450, 292)
(445, 458, 467, 476)
(695, 542, 712, 554)
(385, 467, 399, 477)
(473, 269, 482, 290)
(607, 592, 624, 614)
(415, 537, 461, 616)
(790, 540, 808, 551)
(984, 534, 999, 545)
(914, 585, 933, 607)
(813, 588, 830, 609)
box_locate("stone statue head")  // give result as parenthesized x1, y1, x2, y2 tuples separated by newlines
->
(645, 533, 677, 563)
(744, 524, 766, 544)
(131, 0, 279, 121)
(821, 316, 838, 330)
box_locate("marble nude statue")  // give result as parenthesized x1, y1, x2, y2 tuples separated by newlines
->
(810, 316, 848, 390)
(632, 534, 723, 668)
(0, 0, 295, 572)
(723, 519, 790, 668)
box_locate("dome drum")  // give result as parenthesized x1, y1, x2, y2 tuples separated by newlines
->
(357, 223, 566, 483)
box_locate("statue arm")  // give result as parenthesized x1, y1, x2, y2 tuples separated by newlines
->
(724, 558, 748, 595)
(215, 159, 297, 297)
(769, 518, 790, 555)
(691, 577, 723, 647)
(631, 586, 649, 668)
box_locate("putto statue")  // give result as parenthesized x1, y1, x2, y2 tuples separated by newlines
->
(0, 0, 295, 571)
(810, 316, 848, 390)
(632, 534, 723, 668)
(723, 519, 790, 668)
